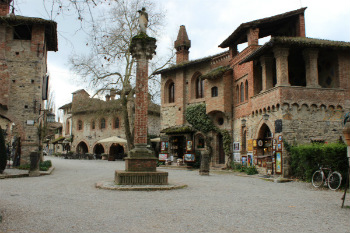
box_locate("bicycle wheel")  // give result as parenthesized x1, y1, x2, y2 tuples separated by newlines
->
(328, 172, 342, 190)
(312, 170, 324, 188)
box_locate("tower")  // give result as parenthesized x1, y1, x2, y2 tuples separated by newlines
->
(174, 25, 191, 64)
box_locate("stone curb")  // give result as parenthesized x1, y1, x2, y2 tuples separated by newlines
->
(0, 166, 55, 179)
(95, 181, 188, 191)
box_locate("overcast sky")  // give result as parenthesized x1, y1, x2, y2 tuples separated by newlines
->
(13, 0, 350, 117)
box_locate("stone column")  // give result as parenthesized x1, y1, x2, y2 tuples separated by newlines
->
(115, 34, 168, 185)
(126, 36, 157, 168)
(303, 49, 320, 88)
(260, 56, 274, 91)
(273, 47, 290, 87)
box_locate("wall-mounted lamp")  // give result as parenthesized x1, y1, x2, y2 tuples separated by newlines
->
(263, 113, 269, 121)
(241, 119, 246, 126)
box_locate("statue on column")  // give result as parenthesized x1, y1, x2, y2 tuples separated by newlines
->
(137, 7, 148, 34)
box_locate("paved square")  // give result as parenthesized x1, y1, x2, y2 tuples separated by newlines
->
(0, 157, 349, 233)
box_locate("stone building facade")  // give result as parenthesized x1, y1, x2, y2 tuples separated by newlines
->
(0, 0, 57, 163)
(158, 8, 350, 176)
(59, 89, 161, 159)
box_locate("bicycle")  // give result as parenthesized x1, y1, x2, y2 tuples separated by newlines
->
(312, 166, 342, 190)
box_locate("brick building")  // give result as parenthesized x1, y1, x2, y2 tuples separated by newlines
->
(157, 8, 350, 176)
(0, 0, 57, 163)
(58, 89, 161, 159)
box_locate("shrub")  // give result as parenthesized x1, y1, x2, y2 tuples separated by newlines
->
(18, 164, 30, 170)
(156, 161, 164, 167)
(245, 166, 258, 175)
(40, 160, 52, 168)
(0, 126, 6, 174)
(290, 143, 348, 184)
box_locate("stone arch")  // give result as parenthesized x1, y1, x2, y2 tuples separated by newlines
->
(282, 103, 290, 111)
(191, 71, 203, 99)
(267, 106, 271, 112)
(272, 105, 276, 112)
(328, 105, 335, 111)
(194, 132, 205, 149)
(291, 103, 299, 112)
(301, 104, 309, 112)
(93, 143, 105, 156)
(276, 104, 280, 111)
(255, 120, 275, 140)
(336, 105, 343, 110)
(164, 78, 175, 104)
(76, 141, 89, 154)
(110, 143, 125, 160)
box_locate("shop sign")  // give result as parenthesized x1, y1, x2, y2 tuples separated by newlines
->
(276, 152, 282, 174)
(233, 153, 241, 162)
(159, 153, 168, 161)
(247, 139, 253, 151)
(184, 153, 195, 162)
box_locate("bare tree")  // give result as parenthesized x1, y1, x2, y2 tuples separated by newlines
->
(70, 0, 174, 150)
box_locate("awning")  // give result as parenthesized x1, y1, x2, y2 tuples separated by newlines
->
(97, 136, 127, 144)
(150, 137, 160, 142)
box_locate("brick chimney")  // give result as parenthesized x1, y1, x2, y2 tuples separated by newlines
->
(0, 0, 12, 16)
(174, 25, 191, 64)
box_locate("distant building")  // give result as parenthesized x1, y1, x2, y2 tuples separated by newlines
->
(59, 89, 161, 159)
(0, 0, 57, 163)
(157, 8, 350, 176)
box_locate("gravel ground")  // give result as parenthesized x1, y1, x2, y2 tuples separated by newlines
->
(0, 156, 349, 233)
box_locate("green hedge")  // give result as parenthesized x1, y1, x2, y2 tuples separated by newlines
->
(290, 143, 348, 183)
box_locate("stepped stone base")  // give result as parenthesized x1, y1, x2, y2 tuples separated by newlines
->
(115, 170, 168, 185)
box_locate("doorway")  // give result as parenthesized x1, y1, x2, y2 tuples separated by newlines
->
(76, 141, 88, 154)
(110, 144, 125, 160)
(218, 134, 225, 164)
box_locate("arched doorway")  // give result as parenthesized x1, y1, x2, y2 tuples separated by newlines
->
(109, 143, 125, 160)
(257, 123, 273, 172)
(218, 134, 225, 164)
(93, 143, 104, 159)
(76, 141, 88, 154)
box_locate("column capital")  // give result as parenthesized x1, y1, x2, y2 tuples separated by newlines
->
(302, 48, 319, 59)
(130, 35, 157, 60)
(273, 47, 289, 58)
(260, 55, 274, 65)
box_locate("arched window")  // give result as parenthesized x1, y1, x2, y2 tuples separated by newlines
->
(169, 82, 175, 103)
(100, 118, 106, 129)
(245, 80, 248, 101)
(91, 120, 95, 130)
(240, 82, 244, 102)
(77, 120, 83, 131)
(236, 85, 239, 103)
(211, 86, 218, 97)
(114, 117, 119, 129)
(196, 77, 204, 99)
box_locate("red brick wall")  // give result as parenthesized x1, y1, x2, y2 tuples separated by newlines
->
(0, 3, 9, 16)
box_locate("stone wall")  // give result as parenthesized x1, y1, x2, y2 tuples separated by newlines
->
(0, 23, 49, 163)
